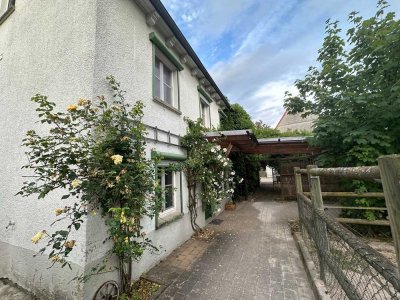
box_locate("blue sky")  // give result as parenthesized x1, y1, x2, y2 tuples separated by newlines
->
(161, 0, 400, 126)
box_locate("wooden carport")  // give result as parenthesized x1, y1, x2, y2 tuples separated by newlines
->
(205, 130, 321, 200)
(205, 130, 320, 155)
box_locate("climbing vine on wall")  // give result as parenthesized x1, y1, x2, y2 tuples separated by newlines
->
(18, 76, 162, 293)
(179, 119, 235, 233)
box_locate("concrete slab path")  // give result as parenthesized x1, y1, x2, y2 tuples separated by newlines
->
(145, 181, 315, 300)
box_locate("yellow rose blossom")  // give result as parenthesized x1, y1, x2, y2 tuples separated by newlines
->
(77, 98, 90, 106)
(51, 255, 62, 262)
(64, 240, 75, 248)
(111, 154, 123, 165)
(71, 179, 82, 189)
(31, 230, 45, 244)
(120, 211, 127, 224)
(55, 208, 63, 216)
(121, 136, 130, 141)
(67, 104, 78, 112)
(107, 182, 114, 188)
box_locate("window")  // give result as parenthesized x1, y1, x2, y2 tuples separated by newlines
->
(158, 167, 175, 212)
(154, 57, 173, 105)
(149, 32, 183, 112)
(0, 0, 15, 25)
(200, 99, 211, 127)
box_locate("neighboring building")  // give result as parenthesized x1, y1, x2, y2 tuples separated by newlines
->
(0, 0, 229, 299)
(275, 110, 317, 132)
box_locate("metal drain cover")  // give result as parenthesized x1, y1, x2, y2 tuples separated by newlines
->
(210, 219, 224, 225)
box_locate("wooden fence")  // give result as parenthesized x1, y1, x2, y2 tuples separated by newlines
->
(295, 155, 400, 271)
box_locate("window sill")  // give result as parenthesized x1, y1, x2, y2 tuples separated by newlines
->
(153, 97, 182, 115)
(156, 211, 183, 229)
(0, 5, 15, 26)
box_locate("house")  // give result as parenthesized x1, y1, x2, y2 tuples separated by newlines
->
(0, 0, 229, 299)
(275, 110, 317, 132)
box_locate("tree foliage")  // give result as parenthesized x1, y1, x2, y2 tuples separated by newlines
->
(284, 0, 400, 167)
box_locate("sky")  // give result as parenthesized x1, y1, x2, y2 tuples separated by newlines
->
(160, 0, 400, 127)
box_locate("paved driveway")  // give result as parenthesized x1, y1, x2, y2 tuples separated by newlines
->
(146, 182, 314, 300)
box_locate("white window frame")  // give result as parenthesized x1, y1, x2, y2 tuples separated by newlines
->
(199, 97, 211, 128)
(154, 49, 179, 109)
(158, 165, 176, 216)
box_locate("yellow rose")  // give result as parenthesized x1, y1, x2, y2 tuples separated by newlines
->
(121, 136, 130, 142)
(51, 255, 62, 262)
(111, 154, 123, 165)
(55, 208, 63, 216)
(124, 237, 129, 244)
(77, 98, 90, 106)
(31, 230, 45, 244)
(120, 211, 127, 224)
(67, 104, 78, 112)
(71, 179, 82, 189)
(64, 240, 75, 248)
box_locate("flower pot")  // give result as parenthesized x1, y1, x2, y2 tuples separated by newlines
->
(225, 202, 236, 211)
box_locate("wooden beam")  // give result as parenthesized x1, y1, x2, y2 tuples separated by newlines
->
(225, 143, 233, 157)
(336, 218, 390, 226)
(378, 154, 400, 273)
(303, 192, 385, 198)
(325, 205, 387, 211)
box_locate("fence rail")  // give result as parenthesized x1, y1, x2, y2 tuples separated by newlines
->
(294, 155, 400, 299)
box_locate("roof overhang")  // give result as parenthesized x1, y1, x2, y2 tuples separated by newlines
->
(135, 0, 230, 109)
(205, 130, 320, 155)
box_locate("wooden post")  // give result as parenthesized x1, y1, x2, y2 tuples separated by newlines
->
(294, 167, 306, 237)
(378, 155, 400, 273)
(308, 165, 329, 283)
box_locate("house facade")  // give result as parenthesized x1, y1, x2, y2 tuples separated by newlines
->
(275, 110, 317, 132)
(0, 0, 229, 299)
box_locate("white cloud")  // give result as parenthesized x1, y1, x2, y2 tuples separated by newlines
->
(162, 0, 400, 126)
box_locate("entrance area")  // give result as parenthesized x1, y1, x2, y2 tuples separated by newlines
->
(144, 180, 315, 299)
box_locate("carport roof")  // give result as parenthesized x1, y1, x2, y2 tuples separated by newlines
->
(205, 130, 319, 155)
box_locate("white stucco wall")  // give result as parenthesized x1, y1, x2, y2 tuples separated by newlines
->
(0, 0, 225, 299)
(0, 0, 98, 299)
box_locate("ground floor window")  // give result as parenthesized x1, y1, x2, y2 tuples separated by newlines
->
(158, 166, 175, 212)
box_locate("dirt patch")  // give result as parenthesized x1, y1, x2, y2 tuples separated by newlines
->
(123, 278, 160, 300)
(192, 228, 215, 241)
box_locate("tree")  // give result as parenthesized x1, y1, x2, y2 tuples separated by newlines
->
(284, 0, 400, 167)
(220, 103, 254, 131)
(220, 104, 261, 198)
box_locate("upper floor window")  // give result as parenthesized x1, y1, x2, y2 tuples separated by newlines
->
(155, 57, 173, 106)
(0, 0, 15, 25)
(200, 99, 211, 128)
(149, 32, 184, 113)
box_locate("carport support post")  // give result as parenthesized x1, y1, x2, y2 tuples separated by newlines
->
(378, 155, 400, 273)
(294, 167, 306, 237)
(308, 165, 329, 283)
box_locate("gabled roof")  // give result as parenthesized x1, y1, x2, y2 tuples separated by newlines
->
(275, 110, 317, 132)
